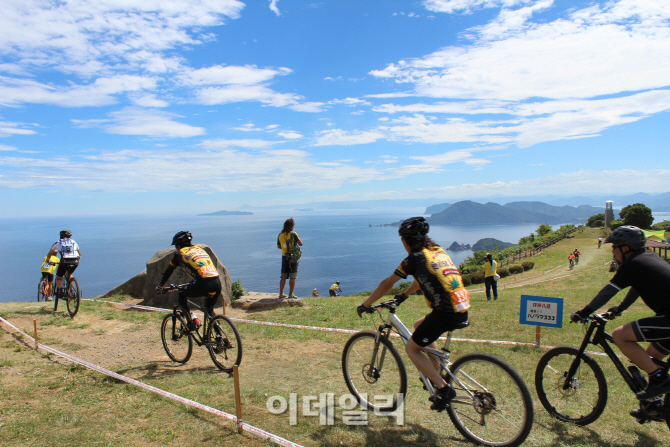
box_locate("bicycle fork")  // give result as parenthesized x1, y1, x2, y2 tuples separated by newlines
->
(365, 326, 392, 381)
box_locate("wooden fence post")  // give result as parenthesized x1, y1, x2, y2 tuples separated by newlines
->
(234, 365, 243, 434)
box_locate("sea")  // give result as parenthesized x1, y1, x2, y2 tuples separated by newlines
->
(2, 210, 667, 304)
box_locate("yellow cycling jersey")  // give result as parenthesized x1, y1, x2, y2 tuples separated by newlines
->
(395, 245, 470, 313)
(170, 245, 219, 279)
(330, 283, 340, 291)
(40, 256, 60, 274)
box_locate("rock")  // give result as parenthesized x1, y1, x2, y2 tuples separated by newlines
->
(99, 270, 147, 299)
(140, 244, 232, 309)
(447, 241, 472, 251)
(232, 292, 304, 311)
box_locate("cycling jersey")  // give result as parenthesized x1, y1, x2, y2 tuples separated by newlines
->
(51, 239, 81, 260)
(40, 256, 60, 274)
(394, 245, 470, 313)
(609, 250, 670, 316)
(163, 245, 219, 282)
(330, 284, 341, 291)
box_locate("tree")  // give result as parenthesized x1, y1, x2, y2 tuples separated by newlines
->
(587, 213, 605, 227)
(618, 203, 654, 229)
(536, 223, 553, 237)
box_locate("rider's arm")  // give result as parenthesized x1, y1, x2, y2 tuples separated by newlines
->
(159, 252, 180, 286)
(578, 283, 620, 316)
(402, 279, 421, 297)
(616, 287, 640, 313)
(361, 273, 402, 308)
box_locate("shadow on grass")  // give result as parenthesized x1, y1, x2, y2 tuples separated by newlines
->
(539, 419, 666, 447)
(115, 361, 233, 381)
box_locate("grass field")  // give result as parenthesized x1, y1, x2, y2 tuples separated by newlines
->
(0, 227, 668, 446)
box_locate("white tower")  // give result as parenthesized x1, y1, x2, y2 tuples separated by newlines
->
(605, 201, 614, 227)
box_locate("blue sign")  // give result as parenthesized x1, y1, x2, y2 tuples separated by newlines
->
(520, 295, 564, 328)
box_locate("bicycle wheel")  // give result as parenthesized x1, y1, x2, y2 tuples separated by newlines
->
(535, 346, 607, 425)
(66, 277, 80, 317)
(37, 279, 47, 302)
(161, 312, 193, 363)
(207, 315, 242, 372)
(342, 331, 407, 412)
(446, 353, 534, 447)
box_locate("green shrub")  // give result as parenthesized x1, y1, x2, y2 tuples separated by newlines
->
(610, 220, 625, 230)
(461, 275, 471, 287)
(508, 264, 524, 274)
(522, 261, 534, 271)
(389, 281, 420, 295)
(470, 272, 485, 284)
(591, 220, 603, 228)
(231, 280, 245, 301)
(652, 221, 670, 231)
(497, 267, 510, 278)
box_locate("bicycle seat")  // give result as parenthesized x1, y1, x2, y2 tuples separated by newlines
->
(454, 321, 470, 330)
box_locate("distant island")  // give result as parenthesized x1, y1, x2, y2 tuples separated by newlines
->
(198, 210, 253, 216)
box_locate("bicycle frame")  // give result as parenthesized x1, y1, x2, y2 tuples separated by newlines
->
(374, 305, 478, 404)
(568, 315, 649, 394)
(170, 300, 221, 348)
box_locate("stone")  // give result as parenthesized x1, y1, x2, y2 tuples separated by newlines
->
(232, 292, 304, 311)
(99, 270, 147, 299)
(141, 244, 232, 309)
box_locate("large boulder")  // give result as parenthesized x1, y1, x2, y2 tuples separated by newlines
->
(232, 292, 304, 311)
(99, 270, 147, 299)
(141, 244, 232, 309)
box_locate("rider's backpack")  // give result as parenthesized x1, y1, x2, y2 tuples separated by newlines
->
(286, 232, 302, 265)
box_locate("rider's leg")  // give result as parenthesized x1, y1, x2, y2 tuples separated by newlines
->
(406, 338, 446, 388)
(612, 324, 659, 373)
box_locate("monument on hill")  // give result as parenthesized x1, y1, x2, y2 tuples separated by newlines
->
(605, 200, 614, 227)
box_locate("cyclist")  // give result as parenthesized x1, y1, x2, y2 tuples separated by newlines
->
(571, 226, 670, 409)
(598, 237, 603, 248)
(568, 253, 575, 269)
(573, 248, 580, 264)
(46, 230, 81, 298)
(157, 231, 221, 331)
(39, 255, 60, 301)
(357, 217, 470, 411)
(329, 281, 342, 297)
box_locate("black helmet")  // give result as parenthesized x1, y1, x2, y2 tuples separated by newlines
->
(604, 226, 646, 250)
(398, 217, 429, 239)
(336, 281, 340, 285)
(60, 230, 71, 239)
(171, 231, 192, 246)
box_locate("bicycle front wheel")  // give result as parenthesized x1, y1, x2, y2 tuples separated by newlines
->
(447, 353, 534, 447)
(342, 331, 407, 412)
(66, 277, 80, 317)
(161, 313, 193, 364)
(207, 315, 242, 372)
(535, 346, 607, 425)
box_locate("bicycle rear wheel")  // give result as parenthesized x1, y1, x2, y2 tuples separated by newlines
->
(446, 353, 534, 447)
(161, 312, 193, 363)
(66, 277, 80, 317)
(342, 331, 407, 412)
(535, 346, 607, 425)
(37, 279, 47, 302)
(207, 315, 242, 372)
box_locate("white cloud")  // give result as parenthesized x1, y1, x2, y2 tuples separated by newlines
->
(313, 129, 386, 146)
(181, 65, 291, 86)
(72, 107, 205, 138)
(199, 139, 281, 149)
(131, 94, 170, 108)
(278, 131, 303, 139)
(270, 0, 281, 16)
(0, 121, 38, 138)
(196, 85, 305, 109)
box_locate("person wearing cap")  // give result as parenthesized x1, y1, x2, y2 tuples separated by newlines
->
(357, 217, 470, 412)
(571, 226, 670, 418)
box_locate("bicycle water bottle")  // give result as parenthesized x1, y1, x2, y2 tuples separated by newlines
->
(191, 313, 201, 328)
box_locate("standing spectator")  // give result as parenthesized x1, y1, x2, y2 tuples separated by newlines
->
(46, 230, 82, 299)
(483, 253, 498, 301)
(329, 281, 342, 297)
(277, 218, 302, 298)
(312, 288, 319, 297)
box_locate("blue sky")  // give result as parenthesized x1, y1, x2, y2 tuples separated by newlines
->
(1, 0, 669, 217)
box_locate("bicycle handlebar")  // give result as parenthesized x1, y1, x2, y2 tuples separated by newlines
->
(156, 283, 189, 294)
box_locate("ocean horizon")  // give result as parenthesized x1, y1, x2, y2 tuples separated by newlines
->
(2, 209, 666, 304)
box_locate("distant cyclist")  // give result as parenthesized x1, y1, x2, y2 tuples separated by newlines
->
(573, 249, 580, 264)
(46, 230, 81, 298)
(357, 217, 470, 412)
(39, 255, 60, 301)
(571, 226, 670, 415)
(157, 231, 221, 331)
(598, 237, 603, 249)
(568, 253, 575, 269)
(329, 281, 342, 297)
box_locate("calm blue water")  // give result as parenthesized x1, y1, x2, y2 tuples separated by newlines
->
(0, 211, 567, 303)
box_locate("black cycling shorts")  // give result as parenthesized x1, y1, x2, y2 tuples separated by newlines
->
(56, 259, 79, 278)
(411, 309, 469, 347)
(178, 277, 222, 312)
(632, 315, 670, 355)
(41, 272, 54, 282)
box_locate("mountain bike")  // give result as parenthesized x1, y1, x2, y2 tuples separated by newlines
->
(52, 269, 81, 318)
(342, 299, 534, 447)
(535, 312, 670, 426)
(37, 276, 53, 302)
(159, 284, 242, 372)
